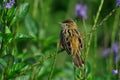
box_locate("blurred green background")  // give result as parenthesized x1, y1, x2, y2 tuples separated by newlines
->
(0, 0, 120, 80)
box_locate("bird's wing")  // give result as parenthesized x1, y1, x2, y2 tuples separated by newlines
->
(60, 30, 71, 55)
(74, 29, 84, 50)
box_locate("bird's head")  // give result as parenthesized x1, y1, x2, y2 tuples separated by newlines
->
(59, 19, 77, 29)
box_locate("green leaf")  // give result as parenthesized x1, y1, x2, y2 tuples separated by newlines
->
(8, 8, 17, 26)
(0, 32, 2, 38)
(15, 33, 33, 41)
(0, 1, 2, 13)
(7, 7, 16, 24)
(2, 54, 14, 68)
(25, 15, 38, 38)
(43, 36, 57, 47)
(10, 63, 25, 72)
(3, 33, 13, 44)
(0, 32, 13, 45)
(15, 75, 30, 80)
(17, 3, 30, 21)
(9, 15, 17, 26)
(5, 26, 11, 33)
(86, 62, 91, 77)
(7, 63, 26, 78)
(0, 58, 7, 71)
(40, 36, 57, 52)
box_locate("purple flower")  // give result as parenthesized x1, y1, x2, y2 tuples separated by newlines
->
(113, 42, 119, 53)
(113, 42, 119, 63)
(112, 69, 118, 74)
(75, 4, 87, 19)
(6, 0, 15, 8)
(102, 48, 111, 57)
(116, 0, 120, 6)
(102, 42, 119, 63)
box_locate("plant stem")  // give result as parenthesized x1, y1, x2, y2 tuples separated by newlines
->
(48, 52, 57, 80)
(88, 7, 118, 36)
(85, 0, 104, 59)
(17, 52, 56, 78)
(98, 7, 119, 27)
(110, 7, 120, 79)
(48, 45, 59, 80)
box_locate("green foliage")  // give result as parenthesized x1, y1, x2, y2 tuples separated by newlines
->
(25, 15, 38, 38)
(17, 3, 30, 21)
(0, 0, 120, 80)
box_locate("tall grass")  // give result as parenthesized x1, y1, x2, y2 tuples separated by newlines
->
(0, 0, 119, 80)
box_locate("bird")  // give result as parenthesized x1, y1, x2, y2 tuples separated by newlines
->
(59, 19, 84, 67)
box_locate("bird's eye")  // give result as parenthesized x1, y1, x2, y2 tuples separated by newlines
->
(65, 23, 68, 26)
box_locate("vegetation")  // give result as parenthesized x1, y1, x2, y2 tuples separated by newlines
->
(0, 0, 120, 80)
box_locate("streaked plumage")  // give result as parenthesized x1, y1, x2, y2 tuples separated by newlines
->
(59, 19, 84, 67)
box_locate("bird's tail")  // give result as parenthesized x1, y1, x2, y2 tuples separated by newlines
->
(73, 53, 84, 67)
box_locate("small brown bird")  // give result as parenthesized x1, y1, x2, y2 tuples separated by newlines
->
(59, 19, 84, 67)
